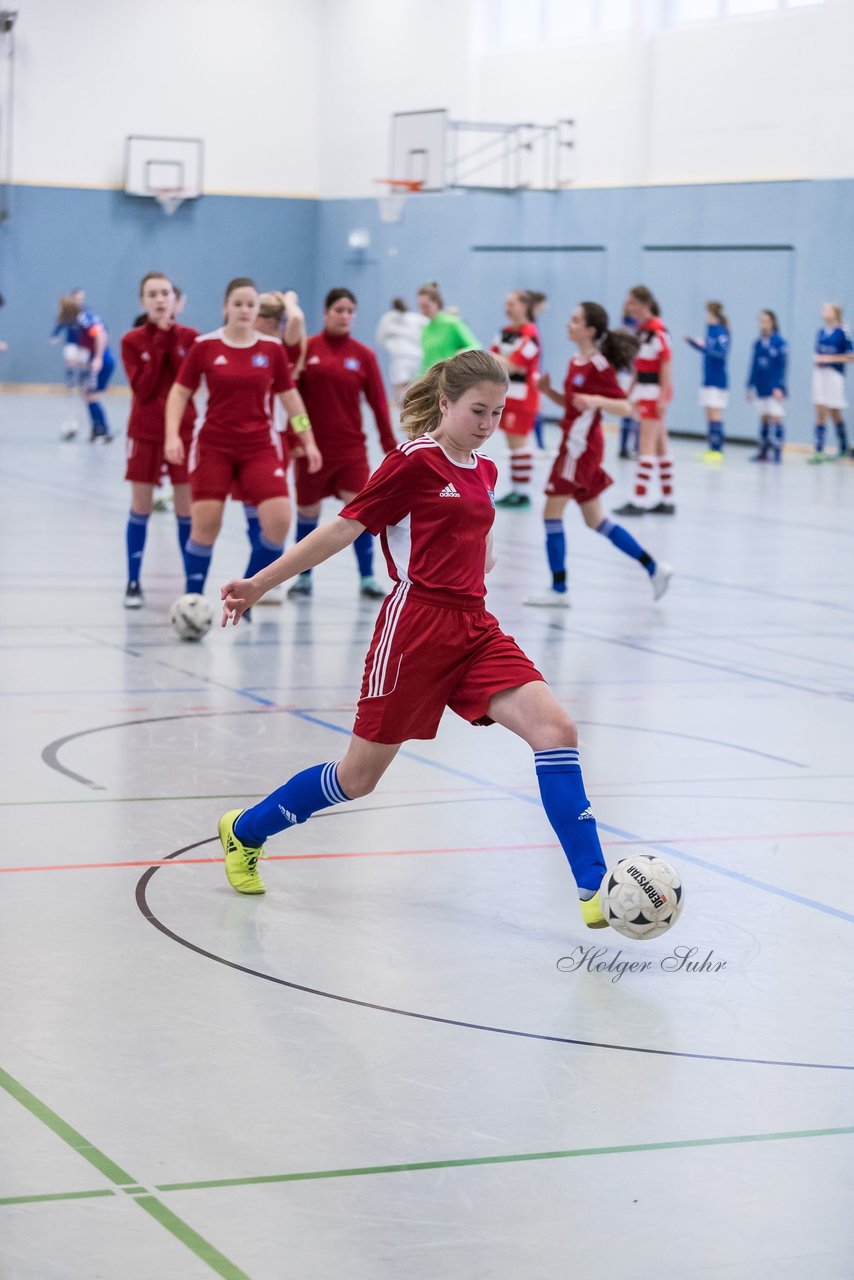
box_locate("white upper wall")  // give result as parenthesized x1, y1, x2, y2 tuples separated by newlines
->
(8, 0, 854, 198)
(10, 0, 321, 194)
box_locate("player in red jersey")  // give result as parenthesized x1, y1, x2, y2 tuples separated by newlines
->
(525, 302, 672, 608)
(215, 350, 617, 931)
(286, 287, 396, 601)
(614, 285, 676, 516)
(491, 290, 541, 508)
(164, 277, 321, 599)
(120, 273, 198, 609)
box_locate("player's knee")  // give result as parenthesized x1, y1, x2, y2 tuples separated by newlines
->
(537, 708, 578, 751)
(337, 767, 378, 800)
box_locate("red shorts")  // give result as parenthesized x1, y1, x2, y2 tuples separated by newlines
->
(125, 436, 190, 486)
(632, 392, 665, 422)
(353, 584, 544, 744)
(295, 452, 370, 507)
(545, 433, 612, 504)
(189, 432, 289, 505)
(500, 407, 537, 436)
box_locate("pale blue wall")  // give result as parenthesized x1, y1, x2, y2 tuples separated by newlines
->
(2, 178, 853, 442)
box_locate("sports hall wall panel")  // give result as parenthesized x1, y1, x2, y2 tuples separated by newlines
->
(0, 186, 319, 385)
(317, 179, 854, 445)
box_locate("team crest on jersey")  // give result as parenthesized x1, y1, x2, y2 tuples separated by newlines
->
(487, 488, 496, 507)
(572, 372, 585, 386)
(251, 353, 269, 368)
(344, 357, 361, 371)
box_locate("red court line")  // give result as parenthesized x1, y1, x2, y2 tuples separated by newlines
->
(1, 830, 851, 875)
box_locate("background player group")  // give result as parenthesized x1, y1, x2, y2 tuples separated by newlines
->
(112, 275, 852, 611)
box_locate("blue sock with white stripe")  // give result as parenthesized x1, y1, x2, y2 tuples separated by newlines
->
(535, 748, 606, 896)
(176, 516, 192, 555)
(596, 517, 655, 576)
(815, 423, 826, 453)
(708, 420, 724, 452)
(545, 519, 567, 592)
(353, 529, 374, 579)
(244, 532, 284, 580)
(234, 762, 351, 847)
(183, 539, 213, 593)
(125, 510, 149, 582)
(244, 505, 260, 550)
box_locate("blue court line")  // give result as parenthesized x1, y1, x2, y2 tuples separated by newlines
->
(287, 710, 854, 926)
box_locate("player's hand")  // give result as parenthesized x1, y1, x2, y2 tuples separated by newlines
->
(220, 578, 262, 627)
(538, 371, 552, 395)
(571, 393, 598, 412)
(90, 357, 103, 376)
(164, 437, 184, 466)
(156, 315, 175, 332)
(300, 437, 323, 472)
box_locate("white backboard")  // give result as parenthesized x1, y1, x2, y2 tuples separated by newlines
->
(390, 110, 446, 192)
(124, 136, 204, 199)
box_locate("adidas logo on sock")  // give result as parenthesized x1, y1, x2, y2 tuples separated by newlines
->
(578, 806, 595, 820)
(278, 805, 297, 824)
(439, 482, 460, 498)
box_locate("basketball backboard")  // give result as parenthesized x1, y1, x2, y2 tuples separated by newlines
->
(124, 135, 204, 202)
(390, 110, 446, 193)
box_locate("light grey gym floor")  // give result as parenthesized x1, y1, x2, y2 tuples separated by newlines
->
(1, 391, 853, 1280)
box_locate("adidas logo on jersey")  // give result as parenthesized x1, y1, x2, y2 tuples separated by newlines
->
(439, 482, 461, 498)
(274, 468, 285, 477)
(213, 354, 228, 365)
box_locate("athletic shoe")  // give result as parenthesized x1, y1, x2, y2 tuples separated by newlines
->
(219, 809, 266, 895)
(256, 586, 284, 605)
(612, 501, 647, 517)
(702, 449, 724, 464)
(650, 561, 673, 601)
(579, 892, 608, 930)
(287, 574, 313, 598)
(750, 450, 769, 463)
(360, 577, 388, 599)
(807, 453, 825, 465)
(618, 448, 631, 459)
(648, 501, 676, 515)
(524, 590, 570, 609)
(495, 492, 531, 509)
(123, 580, 143, 609)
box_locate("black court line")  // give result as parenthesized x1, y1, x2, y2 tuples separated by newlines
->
(135, 840, 854, 1074)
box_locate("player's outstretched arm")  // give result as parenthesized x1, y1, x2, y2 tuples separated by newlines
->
(221, 516, 365, 626)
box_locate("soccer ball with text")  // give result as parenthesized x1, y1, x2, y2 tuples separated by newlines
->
(601, 855, 684, 940)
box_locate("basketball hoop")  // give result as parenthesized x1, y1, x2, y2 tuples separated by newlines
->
(152, 187, 189, 216)
(375, 178, 423, 224)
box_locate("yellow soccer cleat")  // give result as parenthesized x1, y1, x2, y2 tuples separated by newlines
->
(579, 891, 609, 929)
(219, 810, 266, 895)
(702, 449, 724, 465)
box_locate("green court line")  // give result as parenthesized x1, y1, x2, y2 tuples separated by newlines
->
(0, 1189, 115, 1206)
(0, 1067, 251, 1280)
(156, 1124, 854, 1192)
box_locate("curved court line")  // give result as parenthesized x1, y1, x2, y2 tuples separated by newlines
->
(135, 841, 854, 1073)
(39, 705, 806, 791)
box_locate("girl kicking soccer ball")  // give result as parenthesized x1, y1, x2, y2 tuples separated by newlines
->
(526, 302, 672, 608)
(218, 350, 613, 929)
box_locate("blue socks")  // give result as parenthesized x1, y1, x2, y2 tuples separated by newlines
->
(87, 401, 109, 435)
(619, 417, 637, 454)
(545, 519, 567, 592)
(294, 514, 319, 583)
(234, 762, 350, 847)
(176, 515, 192, 554)
(596, 517, 654, 575)
(353, 529, 374, 579)
(707, 420, 724, 452)
(183, 539, 213, 593)
(815, 423, 826, 453)
(535, 748, 606, 895)
(773, 421, 785, 461)
(244, 505, 260, 550)
(244, 532, 284, 580)
(836, 420, 848, 453)
(126, 511, 148, 582)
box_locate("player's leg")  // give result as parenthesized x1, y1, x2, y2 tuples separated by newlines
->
(829, 407, 848, 458)
(752, 408, 771, 462)
(487, 680, 608, 927)
(125, 480, 154, 608)
(85, 350, 115, 442)
(614, 408, 657, 515)
(334, 453, 384, 598)
(184, 501, 224, 593)
(771, 405, 786, 463)
(811, 403, 827, 462)
(581, 495, 671, 600)
(702, 398, 724, 462)
(495, 425, 535, 508)
(652, 419, 676, 514)
(221, 735, 401, 893)
(171, 482, 192, 554)
(525, 494, 571, 607)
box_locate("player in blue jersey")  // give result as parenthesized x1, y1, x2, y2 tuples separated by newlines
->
(811, 303, 854, 463)
(746, 310, 787, 463)
(685, 301, 730, 463)
(76, 305, 115, 442)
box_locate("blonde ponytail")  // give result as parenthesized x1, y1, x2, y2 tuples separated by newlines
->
(401, 350, 508, 440)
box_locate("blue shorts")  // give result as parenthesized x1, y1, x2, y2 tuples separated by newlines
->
(86, 347, 115, 394)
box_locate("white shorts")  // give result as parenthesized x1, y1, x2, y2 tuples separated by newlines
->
(63, 343, 85, 365)
(812, 367, 847, 410)
(755, 396, 785, 420)
(699, 387, 728, 411)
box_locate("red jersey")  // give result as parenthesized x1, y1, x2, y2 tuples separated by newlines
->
(340, 436, 498, 599)
(633, 316, 672, 399)
(176, 330, 294, 445)
(561, 352, 624, 451)
(122, 322, 198, 441)
(287, 331, 395, 456)
(490, 322, 540, 415)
